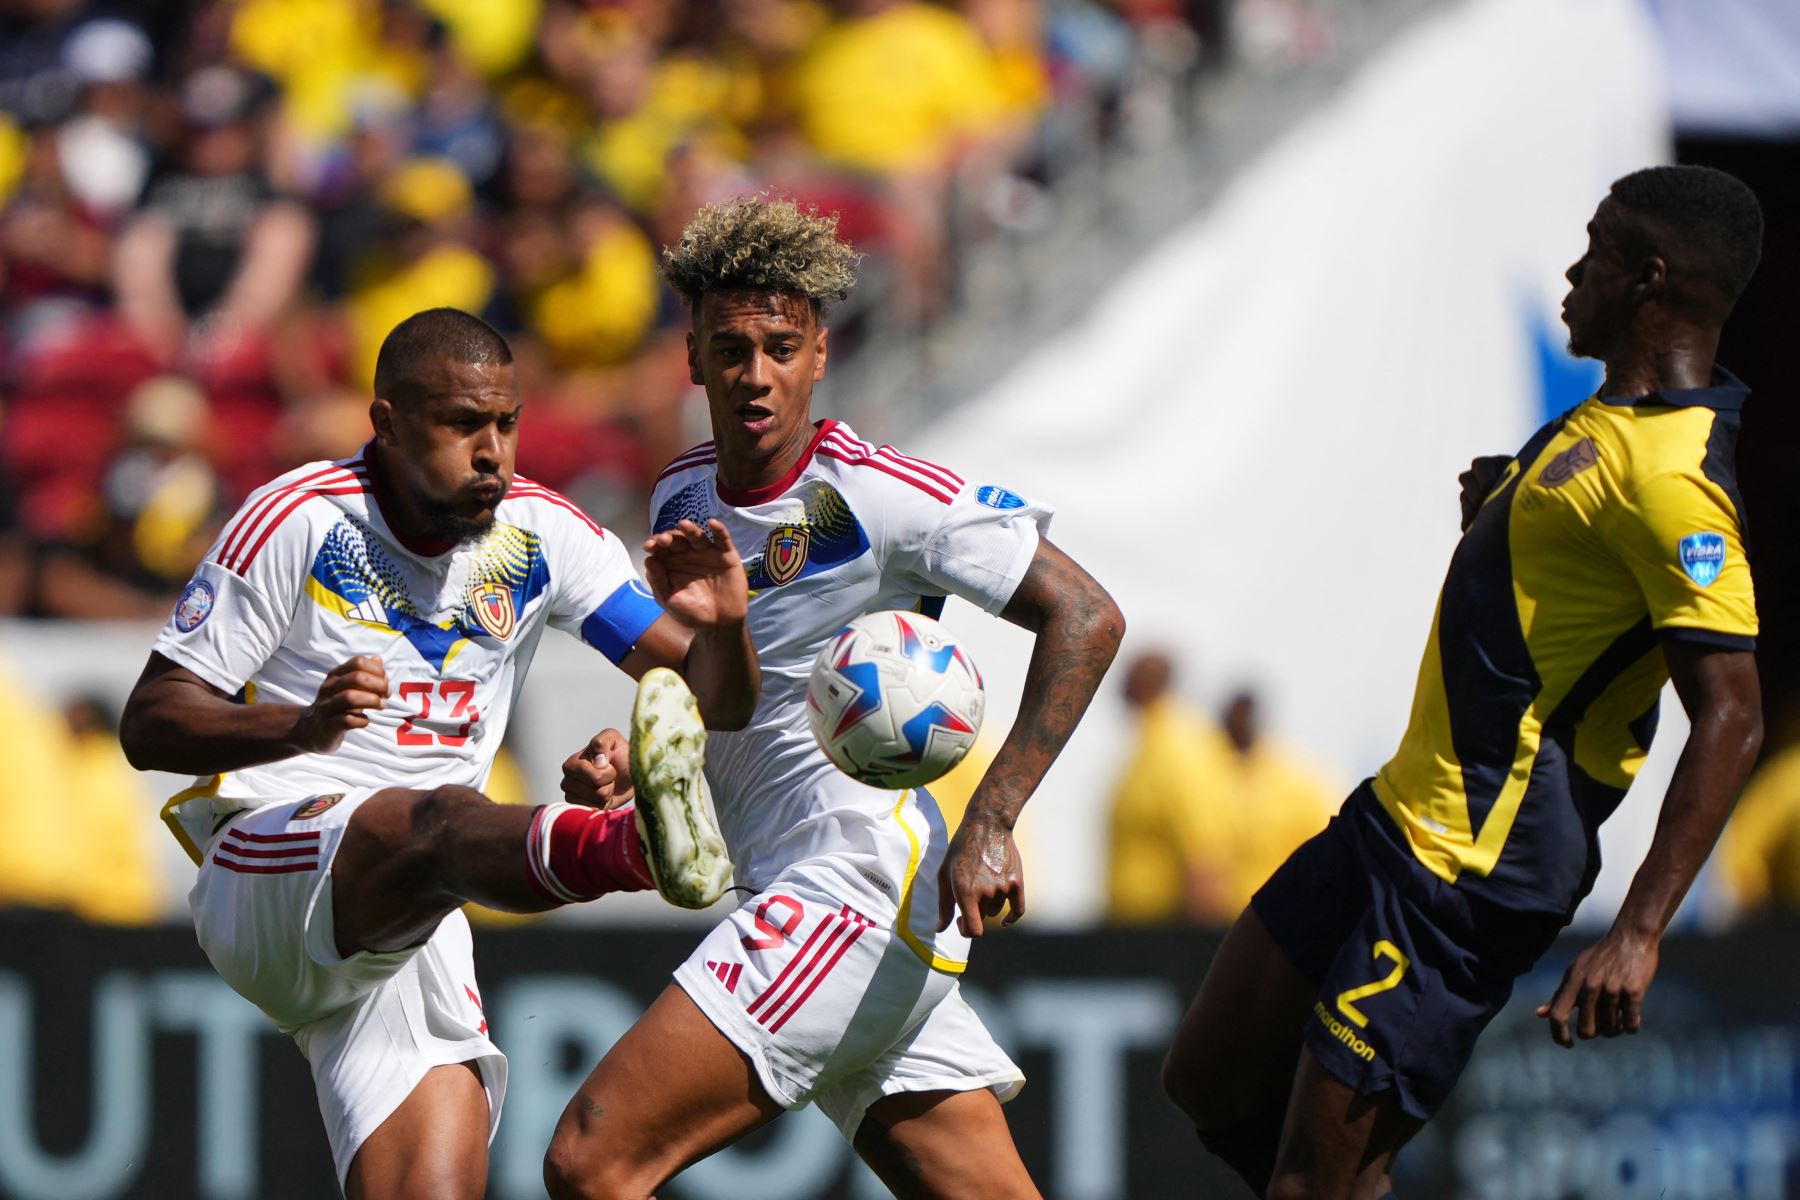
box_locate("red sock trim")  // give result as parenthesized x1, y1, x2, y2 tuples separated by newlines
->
(523, 805, 575, 904)
(540, 805, 653, 901)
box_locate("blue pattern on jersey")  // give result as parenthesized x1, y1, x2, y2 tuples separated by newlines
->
(657, 479, 871, 592)
(742, 481, 871, 591)
(307, 518, 551, 671)
(653, 479, 712, 535)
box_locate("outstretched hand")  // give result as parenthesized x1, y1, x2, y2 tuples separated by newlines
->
(937, 814, 1026, 937)
(560, 728, 634, 809)
(643, 519, 748, 630)
(1536, 927, 1659, 1048)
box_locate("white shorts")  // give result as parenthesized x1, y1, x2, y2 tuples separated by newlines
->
(674, 861, 1023, 1141)
(188, 791, 506, 1186)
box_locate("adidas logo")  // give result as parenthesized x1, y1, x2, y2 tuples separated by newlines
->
(347, 596, 391, 626)
(704, 960, 742, 993)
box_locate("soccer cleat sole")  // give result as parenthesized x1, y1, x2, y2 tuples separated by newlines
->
(629, 668, 732, 909)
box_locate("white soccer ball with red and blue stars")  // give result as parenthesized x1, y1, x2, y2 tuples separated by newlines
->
(806, 610, 985, 790)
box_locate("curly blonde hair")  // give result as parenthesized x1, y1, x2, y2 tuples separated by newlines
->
(661, 196, 861, 316)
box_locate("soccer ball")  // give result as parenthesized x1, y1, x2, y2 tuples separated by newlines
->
(806, 610, 985, 790)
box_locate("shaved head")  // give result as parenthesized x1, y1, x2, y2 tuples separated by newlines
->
(374, 308, 513, 407)
(1606, 165, 1763, 320)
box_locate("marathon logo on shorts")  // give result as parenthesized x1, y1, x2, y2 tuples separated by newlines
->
(173, 578, 216, 632)
(470, 582, 517, 639)
(1314, 1001, 1377, 1062)
(292, 794, 344, 821)
(763, 525, 811, 586)
(1679, 532, 1727, 587)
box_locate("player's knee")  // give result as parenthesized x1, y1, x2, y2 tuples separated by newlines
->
(399, 785, 492, 866)
(411, 785, 489, 839)
(543, 1116, 648, 1200)
(1266, 1168, 1349, 1200)
(1161, 1044, 1230, 1129)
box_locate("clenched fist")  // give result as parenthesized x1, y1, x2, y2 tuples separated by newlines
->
(293, 655, 389, 754)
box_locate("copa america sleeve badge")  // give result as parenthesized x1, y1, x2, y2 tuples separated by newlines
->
(173, 577, 216, 632)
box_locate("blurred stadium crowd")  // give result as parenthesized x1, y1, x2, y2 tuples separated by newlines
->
(0, 0, 1268, 922)
(0, 0, 1309, 624)
(5, 0, 1798, 936)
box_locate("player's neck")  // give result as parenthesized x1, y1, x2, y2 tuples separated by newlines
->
(364, 442, 458, 556)
(1598, 333, 1718, 400)
(714, 418, 825, 499)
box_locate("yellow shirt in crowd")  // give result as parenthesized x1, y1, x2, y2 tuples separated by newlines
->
(1205, 744, 1337, 918)
(0, 660, 160, 924)
(788, 1, 1014, 175)
(1105, 699, 1229, 924)
(347, 242, 496, 386)
(1106, 699, 1335, 925)
(1717, 741, 1800, 914)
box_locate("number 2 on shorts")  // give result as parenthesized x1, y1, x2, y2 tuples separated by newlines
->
(1334, 939, 1410, 1029)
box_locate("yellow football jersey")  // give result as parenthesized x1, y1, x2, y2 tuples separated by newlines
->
(1374, 369, 1756, 914)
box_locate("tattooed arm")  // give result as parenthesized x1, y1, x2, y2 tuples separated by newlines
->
(937, 538, 1125, 936)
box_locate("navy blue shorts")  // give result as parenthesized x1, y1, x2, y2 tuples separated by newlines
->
(1250, 782, 1565, 1120)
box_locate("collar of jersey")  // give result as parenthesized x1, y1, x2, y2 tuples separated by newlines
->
(714, 418, 838, 507)
(1596, 364, 1748, 412)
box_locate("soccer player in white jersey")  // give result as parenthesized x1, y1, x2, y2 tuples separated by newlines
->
(542, 200, 1126, 1197)
(118, 308, 758, 1199)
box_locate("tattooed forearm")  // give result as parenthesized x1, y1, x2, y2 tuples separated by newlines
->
(966, 538, 1125, 830)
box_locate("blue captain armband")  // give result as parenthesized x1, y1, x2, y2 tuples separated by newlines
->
(580, 579, 665, 663)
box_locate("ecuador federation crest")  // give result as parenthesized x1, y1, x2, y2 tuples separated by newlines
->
(470, 581, 517, 639)
(763, 524, 811, 586)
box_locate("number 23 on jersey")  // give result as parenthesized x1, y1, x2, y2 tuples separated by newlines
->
(396, 679, 481, 747)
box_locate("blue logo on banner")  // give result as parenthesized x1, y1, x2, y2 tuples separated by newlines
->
(173, 578, 216, 632)
(1679, 532, 1726, 587)
(976, 486, 1026, 510)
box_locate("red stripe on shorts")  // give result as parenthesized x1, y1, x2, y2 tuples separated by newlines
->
(754, 908, 855, 1028)
(767, 913, 870, 1033)
(746, 913, 837, 1017)
(232, 829, 323, 844)
(220, 837, 320, 860)
(211, 854, 318, 875)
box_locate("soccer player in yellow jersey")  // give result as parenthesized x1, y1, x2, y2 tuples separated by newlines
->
(1161, 164, 1768, 1200)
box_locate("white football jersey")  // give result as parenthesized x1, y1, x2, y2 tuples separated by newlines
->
(649, 419, 1052, 972)
(154, 444, 664, 862)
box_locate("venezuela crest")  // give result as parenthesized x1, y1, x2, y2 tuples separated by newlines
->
(764, 525, 811, 586)
(470, 582, 517, 639)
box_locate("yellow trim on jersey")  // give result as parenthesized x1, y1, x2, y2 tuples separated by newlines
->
(162, 774, 223, 866)
(303, 574, 474, 666)
(303, 575, 394, 633)
(1374, 394, 1755, 896)
(891, 791, 969, 975)
(161, 680, 255, 866)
